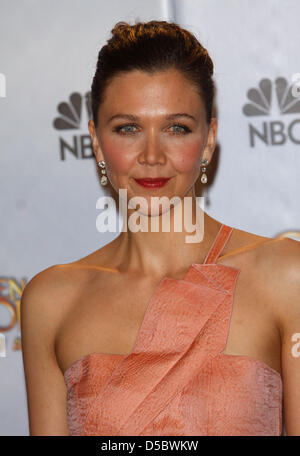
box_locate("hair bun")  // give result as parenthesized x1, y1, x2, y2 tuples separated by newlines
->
(111, 21, 131, 38)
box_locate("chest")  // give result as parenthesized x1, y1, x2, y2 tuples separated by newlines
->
(55, 264, 281, 378)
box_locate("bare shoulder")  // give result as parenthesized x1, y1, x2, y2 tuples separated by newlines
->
(222, 225, 300, 328)
(21, 264, 69, 319)
(21, 263, 85, 316)
(21, 235, 120, 336)
(23, 234, 119, 294)
(20, 265, 77, 359)
(222, 225, 300, 300)
(235, 227, 300, 325)
(258, 235, 300, 317)
(252, 230, 300, 286)
(227, 225, 282, 251)
(224, 225, 298, 262)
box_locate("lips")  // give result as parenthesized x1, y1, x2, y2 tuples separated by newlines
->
(133, 177, 171, 188)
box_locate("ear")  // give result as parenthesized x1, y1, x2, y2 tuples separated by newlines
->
(88, 119, 104, 163)
(201, 117, 217, 164)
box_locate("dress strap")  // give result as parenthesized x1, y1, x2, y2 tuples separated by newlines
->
(203, 224, 234, 265)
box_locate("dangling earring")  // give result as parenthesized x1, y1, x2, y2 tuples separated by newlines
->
(98, 160, 108, 186)
(200, 158, 208, 184)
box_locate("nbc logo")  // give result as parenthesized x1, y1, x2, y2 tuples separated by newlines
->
(53, 91, 93, 160)
(242, 76, 300, 147)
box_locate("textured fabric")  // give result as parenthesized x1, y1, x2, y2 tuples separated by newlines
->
(63, 224, 283, 436)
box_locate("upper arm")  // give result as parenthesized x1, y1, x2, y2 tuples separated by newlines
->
(272, 239, 300, 435)
(20, 266, 70, 436)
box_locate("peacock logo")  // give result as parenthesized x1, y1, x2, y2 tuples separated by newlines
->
(53, 91, 93, 160)
(242, 76, 300, 147)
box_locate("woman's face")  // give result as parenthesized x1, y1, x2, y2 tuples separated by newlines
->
(89, 68, 217, 216)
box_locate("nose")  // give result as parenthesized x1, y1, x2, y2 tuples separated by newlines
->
(138, 130, 166, 166)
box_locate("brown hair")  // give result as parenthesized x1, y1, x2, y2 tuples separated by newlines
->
(90, 20, 215, 126)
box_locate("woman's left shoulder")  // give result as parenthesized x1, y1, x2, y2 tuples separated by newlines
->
(257, 234, 300, 320)
(259, 234, 300, 278)
(231, 226, 300, 309)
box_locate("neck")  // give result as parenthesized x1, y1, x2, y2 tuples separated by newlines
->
(114, 189, 220, 278)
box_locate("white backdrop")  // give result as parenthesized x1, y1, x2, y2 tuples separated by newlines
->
(173, 0, 300, 234)
(0, 0, 299, 436)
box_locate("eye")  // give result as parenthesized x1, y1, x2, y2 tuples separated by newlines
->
(169, 124, 192, 135)
(113, 124, 138, 135)
(112, 123, 192, 136)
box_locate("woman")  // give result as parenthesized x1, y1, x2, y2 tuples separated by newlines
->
(21, 20, 300, 436)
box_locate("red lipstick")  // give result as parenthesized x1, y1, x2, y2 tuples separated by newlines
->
(133, 177, 171, 188)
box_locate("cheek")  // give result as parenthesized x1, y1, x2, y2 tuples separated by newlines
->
(170, 139, 203, 173)
(101, 137, 204, 175)
(102, 145, 133, 174)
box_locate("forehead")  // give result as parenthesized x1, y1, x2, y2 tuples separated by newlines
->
(98, 68, 205, 120)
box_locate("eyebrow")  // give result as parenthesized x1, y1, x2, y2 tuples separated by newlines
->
(107, 112, 197, 123)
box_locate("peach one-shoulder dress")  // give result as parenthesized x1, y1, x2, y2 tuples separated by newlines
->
(63, 223, 283, 436)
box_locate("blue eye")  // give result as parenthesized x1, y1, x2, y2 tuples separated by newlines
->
(113, 123, 191, 135)
(170, 124, 191, 134)
(113, 124, 138, 135)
